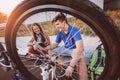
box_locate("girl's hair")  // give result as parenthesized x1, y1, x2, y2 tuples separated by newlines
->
(31, 23, 46, 42)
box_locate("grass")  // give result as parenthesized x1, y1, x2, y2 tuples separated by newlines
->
(0, 29, 5, 37)
(16, 17, 95, 37)
(107, 10, 120, 30)
(0, 10, 119, 37)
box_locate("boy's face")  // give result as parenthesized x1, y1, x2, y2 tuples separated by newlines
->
(54, 20, 65, 31)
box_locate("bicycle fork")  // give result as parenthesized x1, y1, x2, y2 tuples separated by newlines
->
(40, 63, 50, 80)
(40, 62, 57, 80)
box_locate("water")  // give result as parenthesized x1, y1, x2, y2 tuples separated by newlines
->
(0, 35, 100, 64)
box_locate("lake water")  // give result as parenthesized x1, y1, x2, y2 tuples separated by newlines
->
(0, 35, 100, 64)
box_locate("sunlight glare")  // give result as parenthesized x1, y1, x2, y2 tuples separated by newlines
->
(0, 0, 23, 16)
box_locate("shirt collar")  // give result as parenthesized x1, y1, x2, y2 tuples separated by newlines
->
(67, 24, 72, 34)
(36, 34, 41, 37)
(61, 24, 72, 34)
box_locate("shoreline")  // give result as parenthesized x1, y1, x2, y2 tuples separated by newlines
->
(0, 35, 100, 64)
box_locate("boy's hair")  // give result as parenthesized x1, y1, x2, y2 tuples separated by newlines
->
(52, 13, 68, 23)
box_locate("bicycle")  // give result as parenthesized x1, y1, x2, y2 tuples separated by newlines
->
(0, 42, 25, 80)
(0, 41, 79, 80)
(0, 42, 12, 69)
(19, 51, 79, 80)
(5, 0, 120, 80)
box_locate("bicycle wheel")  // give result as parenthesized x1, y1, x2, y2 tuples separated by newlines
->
(5, 0, 120, 80)
(19, 55, 42, 80)
(54, 56, 79, 80)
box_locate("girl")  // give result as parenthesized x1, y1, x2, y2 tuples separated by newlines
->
(26, 23, 50, 58)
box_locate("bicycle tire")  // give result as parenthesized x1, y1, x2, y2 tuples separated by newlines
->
(5, 0, 120, 80)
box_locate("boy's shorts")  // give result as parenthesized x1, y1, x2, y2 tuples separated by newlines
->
(54, 46, 74, 57)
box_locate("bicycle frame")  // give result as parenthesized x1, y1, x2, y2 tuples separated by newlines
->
(24, 53, 67, 80)
(0, 42, 25, 80)
(36, 54, 58, 80)
(0, 50, 13, 69)
(40, 61, 57, 80)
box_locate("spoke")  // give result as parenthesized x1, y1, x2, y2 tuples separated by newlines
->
(15, 11, 90, 80)
(31, 67, 40, 74)
(24, 64, 35, 68)
(28, 66, 38, 71)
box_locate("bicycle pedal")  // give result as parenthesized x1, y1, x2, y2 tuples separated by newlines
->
(14, 73, 25, 79)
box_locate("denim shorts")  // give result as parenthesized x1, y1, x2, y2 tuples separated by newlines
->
(53, 46, 74, 57)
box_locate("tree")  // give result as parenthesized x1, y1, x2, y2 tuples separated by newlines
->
(0, 12, 7, 23)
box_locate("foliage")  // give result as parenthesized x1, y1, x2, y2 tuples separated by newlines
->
(17, 24, 32, 36)
(17, 17, 95, 37)
(80, 25, 96, 37)
(67, 17, 96, 37)
(0, 12, 7, 23)
(107, 10, 120, 30)
(0, 10, 120, 37)
(0, 29, 5, 37)
(41, 21, 58, 36)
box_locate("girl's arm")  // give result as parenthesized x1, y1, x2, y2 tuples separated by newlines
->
(27, 37, 35, 46)
(44, 32, 51, 45)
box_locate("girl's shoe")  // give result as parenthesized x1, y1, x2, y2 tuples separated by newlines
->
(25, 53, 36, 58)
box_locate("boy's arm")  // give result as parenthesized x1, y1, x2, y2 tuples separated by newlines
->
(69, 40, 84, 67)
(69, 40, 88, 80)
(45, 42, 59, 50)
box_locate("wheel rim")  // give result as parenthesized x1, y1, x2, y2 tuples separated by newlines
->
(5, 0, 120, 80)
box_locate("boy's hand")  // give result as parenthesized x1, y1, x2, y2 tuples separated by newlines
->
(65, 66, 74, 77)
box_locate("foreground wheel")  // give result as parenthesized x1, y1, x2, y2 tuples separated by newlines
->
(5, 0, 120, 80)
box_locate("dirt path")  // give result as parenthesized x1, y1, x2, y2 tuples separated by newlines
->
(0, 67, 14, 80)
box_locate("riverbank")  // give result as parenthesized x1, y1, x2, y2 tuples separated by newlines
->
(0, 35, 100, 64)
